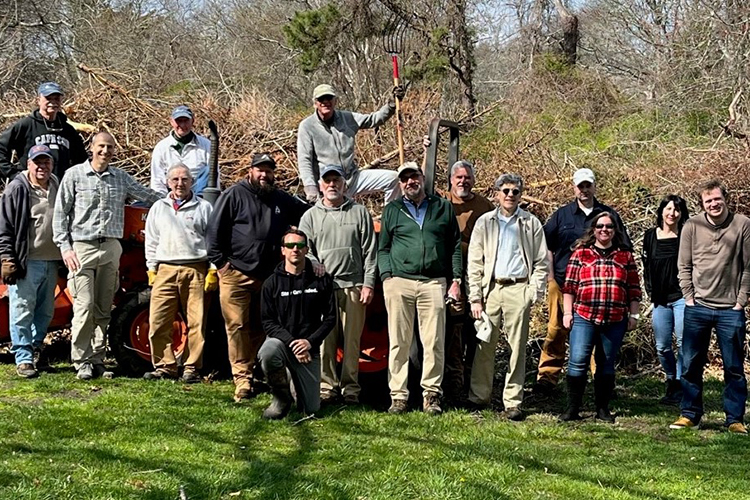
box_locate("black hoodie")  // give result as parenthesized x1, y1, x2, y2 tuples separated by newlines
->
(261, 259, 336, 350)
(206, 179, 309, 279)
(0, 110, 88, 181)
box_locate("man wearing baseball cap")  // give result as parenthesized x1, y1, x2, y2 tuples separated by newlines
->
(150, 105, 215, 196)
(298, 164, 377, 405)
(0, 145, 61, 378)
(0, 82, 87, 181)
(206, 152, 309, 401)
(378, 161, 462, 416)
(534, 167, 632, 395)
(297, 83, 406, 204)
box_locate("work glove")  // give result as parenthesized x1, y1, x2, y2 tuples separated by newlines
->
(147, 270, 157, 287)
(204, 268, 219, 292)
(392, 84, 406, 101)
(1, 259, 19, 285)
(304, 185, 320, 203)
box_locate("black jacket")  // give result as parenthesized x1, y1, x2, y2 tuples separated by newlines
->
(0, 110, 88, 181)
(261, 259, 336, 350)
(206, 180, 308, 279)
(544, 198, 632, 286)
(0, 172, 59, 278)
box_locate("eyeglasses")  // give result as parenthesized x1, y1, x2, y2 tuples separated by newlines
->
(595, 224, 615, 230)
(283, 242, 307, 249)
(501, 188, 521, 196)
(316, 95, 335, 103)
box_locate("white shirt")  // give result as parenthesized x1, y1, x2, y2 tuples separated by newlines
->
(493, 208, 528, 279)
(150, 132, 215, 196)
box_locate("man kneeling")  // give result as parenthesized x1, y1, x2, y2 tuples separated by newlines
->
(259, 228, 336, 419)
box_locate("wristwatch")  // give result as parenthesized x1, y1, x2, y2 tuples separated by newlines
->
(629, 313, 641, 320)
(453, 278, 462, 285)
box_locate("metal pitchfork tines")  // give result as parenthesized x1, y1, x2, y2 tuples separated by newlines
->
(382, 12, 410, 165)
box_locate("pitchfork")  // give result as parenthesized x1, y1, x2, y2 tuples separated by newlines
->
(382, 13, 409, 165)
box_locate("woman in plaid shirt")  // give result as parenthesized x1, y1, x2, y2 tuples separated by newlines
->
(559, 212, 642, 423)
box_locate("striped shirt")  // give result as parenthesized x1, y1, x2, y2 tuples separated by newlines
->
(562, 246, 641, 325)
(53, 160, 161, 252)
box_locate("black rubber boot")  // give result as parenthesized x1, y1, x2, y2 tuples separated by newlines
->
(660, 378, 682, 405)
(559, 375, 587, 422)
(594, 374, 616, 423)
(263, 369, 293, 420)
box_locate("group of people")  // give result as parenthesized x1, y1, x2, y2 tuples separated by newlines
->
(0, 81, 747, 434)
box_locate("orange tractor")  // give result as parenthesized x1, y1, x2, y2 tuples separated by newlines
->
(0, 118, 458, 384)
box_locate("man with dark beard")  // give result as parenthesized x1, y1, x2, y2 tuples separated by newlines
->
(206, 153, 309, 401)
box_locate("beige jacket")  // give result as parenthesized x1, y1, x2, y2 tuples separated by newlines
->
(467, 207, 549, 303)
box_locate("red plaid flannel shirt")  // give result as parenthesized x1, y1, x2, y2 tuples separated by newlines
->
(562, 246, 642, 325)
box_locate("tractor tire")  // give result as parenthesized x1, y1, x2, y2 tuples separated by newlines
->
(108, 289, 187, 377)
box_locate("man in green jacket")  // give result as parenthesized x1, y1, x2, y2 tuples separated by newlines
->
(378, 162, 462, 416)
(299, 164, 377, 405)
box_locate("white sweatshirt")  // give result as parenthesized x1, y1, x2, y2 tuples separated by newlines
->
(144, 194, 213, 270)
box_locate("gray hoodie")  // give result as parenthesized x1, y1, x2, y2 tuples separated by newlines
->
(298, 197, 377, 289)
(296, 103, 395, 187)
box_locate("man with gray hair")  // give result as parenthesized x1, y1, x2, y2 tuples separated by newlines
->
(297, 83, 406, 204)
(0, 82, 87, 181)
(144, 163, 217, 383)
(298, 164, 377, 405)
(467, 173, 548, 421)
(150, 105, 214, 196)
(443, 159, 494, 401)
(534, 168, 631, 395)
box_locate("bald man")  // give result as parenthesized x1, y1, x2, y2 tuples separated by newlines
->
(53, 132, 161, 380)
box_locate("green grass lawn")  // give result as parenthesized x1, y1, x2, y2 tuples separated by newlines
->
(0, 364, 746, 500)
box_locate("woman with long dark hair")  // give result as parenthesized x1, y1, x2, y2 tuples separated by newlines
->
(642, 195, 689, 404)
(559, 212, 642, 423)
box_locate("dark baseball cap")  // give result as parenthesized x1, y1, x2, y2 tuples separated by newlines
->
(28, 144, 53, 160)
(171, 105, 194, 120)
(38, 82, 64, 97)
(320, 164, 345, 178)
(251, 153, 276, 169)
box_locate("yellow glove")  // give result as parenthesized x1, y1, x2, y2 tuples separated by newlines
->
(204, 268, 219, 292)
(147, 270, 157, 286)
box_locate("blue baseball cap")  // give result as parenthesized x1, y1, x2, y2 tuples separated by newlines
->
(37, 82, 64, 97)
(28, 144, 54, 160)
(171, 105, 194, 120)
(320, 164, 345, 178)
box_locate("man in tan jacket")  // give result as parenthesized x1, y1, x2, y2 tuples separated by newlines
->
(467, 173, 548, 421)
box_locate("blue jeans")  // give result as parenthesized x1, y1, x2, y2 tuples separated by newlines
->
(9, 260, 59, 365)
(567, 314, 627, 377)
(681, 303, 747, 425)
(652, 298, 685, 380)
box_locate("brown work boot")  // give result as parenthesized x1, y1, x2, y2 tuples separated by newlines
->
(388, 399, 408, 414)
(423, 394, 443, 416)
(16, 363, 38, 379)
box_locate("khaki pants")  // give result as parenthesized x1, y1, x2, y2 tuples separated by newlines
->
(383, 277, 447, 400)
(69, 239, 122, 370)
(149, 262, 207, 375)
(320, 287, 366, 398)
(536, 279, 568, 385)
(219, 267, 265, 393)
(469, 281, 533, 409)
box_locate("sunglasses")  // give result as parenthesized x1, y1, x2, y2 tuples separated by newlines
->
(316, 95, 335, 102)
(501, 188, 521, 196)
(283, 242, 307, 249)
(595, 224, 615, 230)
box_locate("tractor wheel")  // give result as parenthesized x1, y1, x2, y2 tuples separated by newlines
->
(108, 290, 187, 377)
